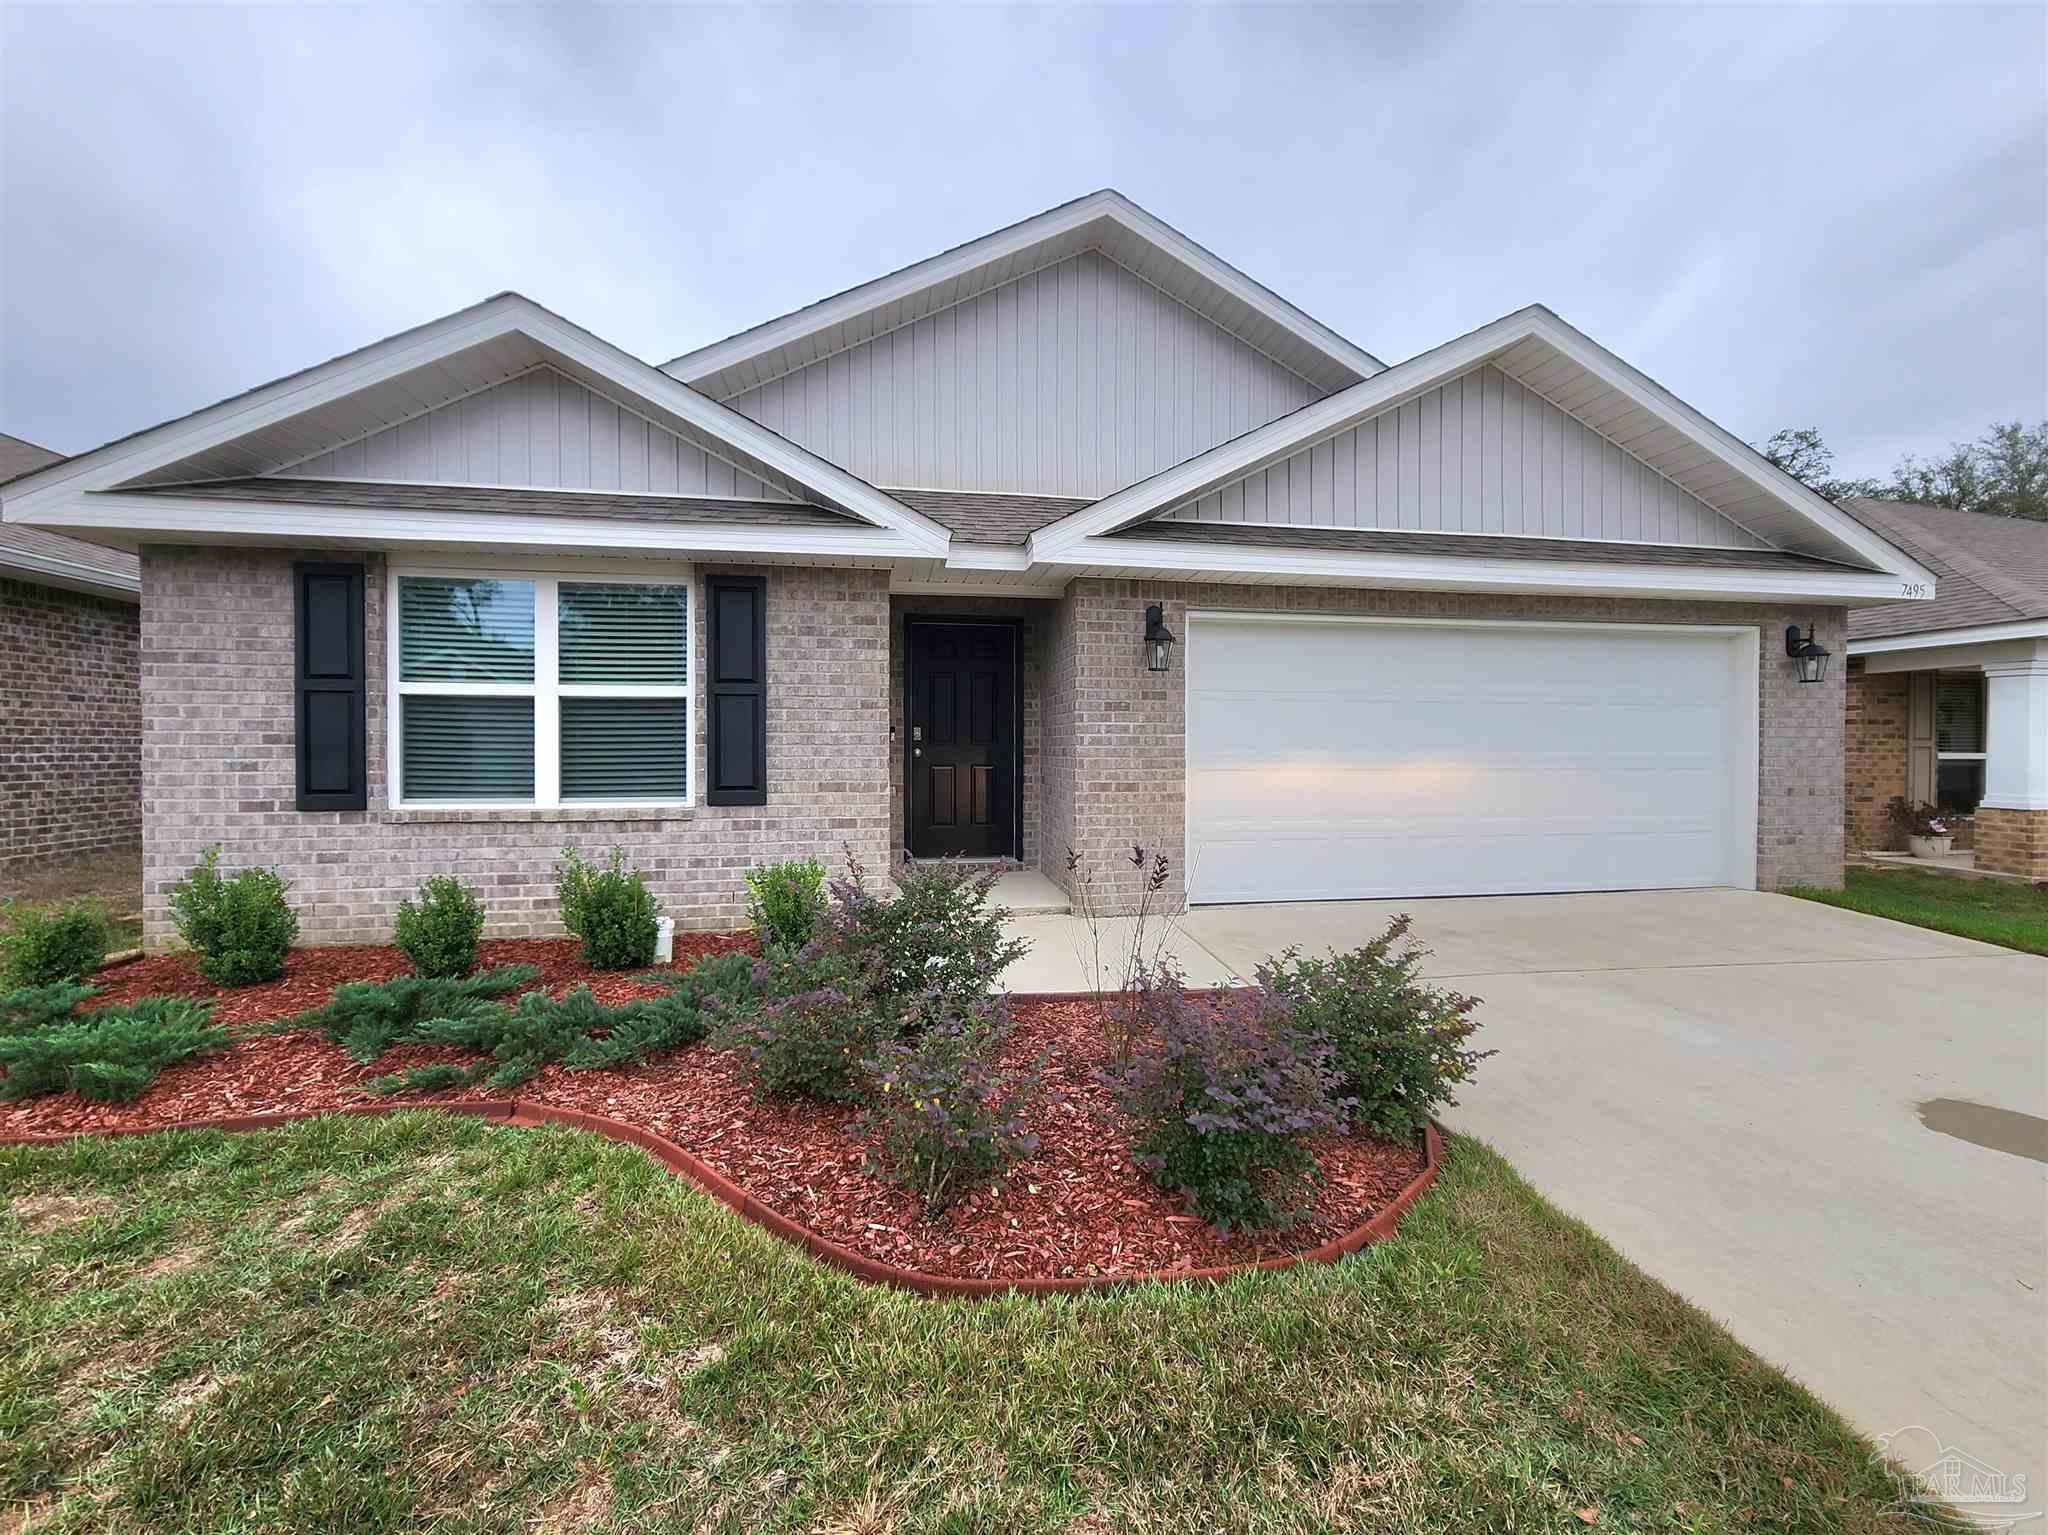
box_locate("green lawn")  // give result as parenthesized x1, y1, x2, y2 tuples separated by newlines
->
(0, 1114, 1921, 1533)
(1786, 865, 2048, 955)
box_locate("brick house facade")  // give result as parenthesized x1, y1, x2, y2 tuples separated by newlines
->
(1039, 581, 1846, 902)
(141, 546, 891, 944)
(0, 575, 142, 876)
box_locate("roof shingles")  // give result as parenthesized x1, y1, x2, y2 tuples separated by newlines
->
(0, 432, 140, 592)
(1838, 498, 2048, 641)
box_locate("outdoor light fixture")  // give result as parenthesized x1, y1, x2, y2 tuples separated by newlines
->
(1144, 604, 1177, 672)
(1785, 624, 1832, 684)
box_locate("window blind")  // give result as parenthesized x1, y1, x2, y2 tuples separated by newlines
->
(559, 583, 687, 685)
(398, 577, 535, 683)
(1935, 676, 1985, 754)
(401, 695, 535, 800)
(561, 697, 688, 800)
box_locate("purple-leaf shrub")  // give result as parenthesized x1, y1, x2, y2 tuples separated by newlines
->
(1104, 962, 1347, 1233)
(855, 1003, 1043, 1215)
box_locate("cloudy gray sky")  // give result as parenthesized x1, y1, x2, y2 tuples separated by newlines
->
(3, 3, 2042, 482)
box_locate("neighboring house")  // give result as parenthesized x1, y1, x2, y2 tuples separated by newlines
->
(0, 191, 1936, 944)
(0, 432, 142, 878)
(1837, 497, 2048, 878)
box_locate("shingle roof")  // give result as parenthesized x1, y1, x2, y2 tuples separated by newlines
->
(883, 488, 1093, 545)
(1109, 518, 1862, 572)
(121, 477, 870, 529)
(1838, 498, 2048, 641)
(0, 433, 140, 595)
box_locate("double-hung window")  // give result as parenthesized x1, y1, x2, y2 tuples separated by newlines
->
(393, 568, 690, 808)
(1934, 673, 1987, 814)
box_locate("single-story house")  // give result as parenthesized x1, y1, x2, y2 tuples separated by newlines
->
(0, 432, 142, 878)
(1838, 497, 2047, 878)
(0, 190, 1937, 944)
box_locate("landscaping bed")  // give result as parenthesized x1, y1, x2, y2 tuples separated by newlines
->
(0, 967, 1425, 1282)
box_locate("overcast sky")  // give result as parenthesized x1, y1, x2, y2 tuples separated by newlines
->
(3, 3, 2042, 482)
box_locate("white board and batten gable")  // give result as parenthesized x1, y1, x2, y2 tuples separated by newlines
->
(1161, 363, 1768, 549)
(279, 365, 796, 503)
(717, 249, 1325, 500)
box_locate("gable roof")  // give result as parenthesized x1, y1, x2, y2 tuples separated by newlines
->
(0, 433, 139, 598)
(1839, 498, 2048, 641)
(1025, 304, 1939, 587)
(886, 488, 1091, 546)
(0, 294, 951, 557)
(662, 189, 1385, 401)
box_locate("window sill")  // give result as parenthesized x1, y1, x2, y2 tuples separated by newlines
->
(384, 805, 696, 825)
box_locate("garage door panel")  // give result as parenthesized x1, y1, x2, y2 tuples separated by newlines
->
(1186, 616, 1755, 903)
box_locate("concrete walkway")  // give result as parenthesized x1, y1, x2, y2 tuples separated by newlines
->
(999, 889, 2048, 1514)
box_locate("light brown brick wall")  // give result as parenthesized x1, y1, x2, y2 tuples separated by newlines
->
(1044, 579, 1846, 905)
(888, 597, 1054, 865)
(141, 547, 891, 946)
(1, 576, 141, 875)
(1844, 665, 1909, 854)
(1974, 807, 2048, 879)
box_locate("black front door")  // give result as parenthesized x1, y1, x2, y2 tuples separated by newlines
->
(907, 621, 1016, 859)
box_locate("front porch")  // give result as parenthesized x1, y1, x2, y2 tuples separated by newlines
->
(1844, 638, 2048, 880)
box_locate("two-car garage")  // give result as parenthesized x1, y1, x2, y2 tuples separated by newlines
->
(1183, 613, 1760, 905)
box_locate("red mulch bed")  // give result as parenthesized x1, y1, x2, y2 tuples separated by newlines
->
(4, 946, 1426, 1283)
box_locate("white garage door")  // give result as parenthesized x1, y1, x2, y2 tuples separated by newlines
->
(1185, 614, 1758, 904)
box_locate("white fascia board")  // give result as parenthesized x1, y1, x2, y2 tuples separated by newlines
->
(1045, 533, 1923, 605)
(1848, 618, 2048, 656)
(0, 294, 953, 559)
(23, 492, 919, 562)
(661, 189, 1384, 391)
(1026, 306, 1943, 591)
(0, 548, 140, 600)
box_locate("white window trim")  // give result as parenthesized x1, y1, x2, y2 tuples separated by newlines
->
(387, 560, 694, 811)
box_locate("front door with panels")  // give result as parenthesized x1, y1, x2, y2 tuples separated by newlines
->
(906, 621, 1017, 859)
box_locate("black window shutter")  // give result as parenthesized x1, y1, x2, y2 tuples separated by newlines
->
(704, 575, 767, 806)
(294, 561, 367, 811)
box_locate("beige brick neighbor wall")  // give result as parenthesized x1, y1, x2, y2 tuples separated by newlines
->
(1975, 807, 2048, 880)
(141, 547, 891, 946)
(1038, 578, 1846, 905)
(1844, 665, 1910, 854)
(1, 576, 141, 875)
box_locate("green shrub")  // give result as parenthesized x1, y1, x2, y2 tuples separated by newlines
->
(0, 997, 225, 1103)
(296, 965, 540, 1062)
(349, 952, 761, 1094)
(1106, 965, 1345, 1233)
(856, 1007, 1041, 1214)
(166, 846, 299, 986)
(0, 981, 97, 1037)
(711, 945, 895, 1101)
(743, 857, 828, 952)
(555, 847, 659, 970)
(564, 950, 758, 1069)
(0, 901, 111, 987)
(818, 855, 1027, 1031)
(393, 875, 486, 978)
(1257, 917, 1491, 1142)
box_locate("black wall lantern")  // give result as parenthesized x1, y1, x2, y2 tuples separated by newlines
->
(1144, 604, 1177, 672)
(1785, 624, 1832, 684)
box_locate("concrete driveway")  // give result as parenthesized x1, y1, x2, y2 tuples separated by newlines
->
(1004, 888, 2048, 1508)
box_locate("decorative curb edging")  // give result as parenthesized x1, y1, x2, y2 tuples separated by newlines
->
(0, 1100, 1442, 1299)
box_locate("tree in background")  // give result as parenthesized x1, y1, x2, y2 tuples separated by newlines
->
(1756, 420, 2048, 521)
